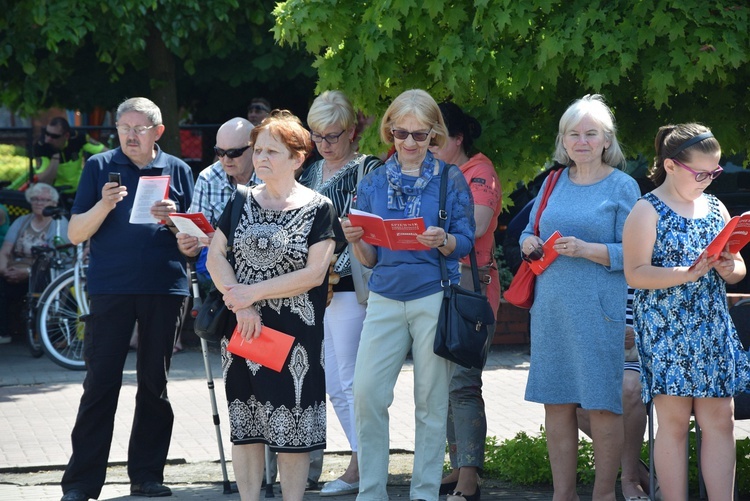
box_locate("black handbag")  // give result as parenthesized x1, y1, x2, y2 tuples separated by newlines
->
(433, 165, 496, 369)
(193, 185, 247, 342)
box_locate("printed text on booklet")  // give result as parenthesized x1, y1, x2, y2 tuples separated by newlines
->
(704, 212, 750, 259)
(348, 208, 428, 251)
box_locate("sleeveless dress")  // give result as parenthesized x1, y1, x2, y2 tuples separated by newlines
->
(634, 193, 750, 403)
(218, 191, 338, 452)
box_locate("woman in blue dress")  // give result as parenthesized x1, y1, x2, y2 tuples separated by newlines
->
(520, 95, 639, 500)
(623, 123, 748, 500)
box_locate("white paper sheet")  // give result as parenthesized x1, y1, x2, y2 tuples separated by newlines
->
(128, 176, 171, 224)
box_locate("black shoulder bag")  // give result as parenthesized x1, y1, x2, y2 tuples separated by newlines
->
(433, 165, 496, 369)
(194, 185, 248, 342)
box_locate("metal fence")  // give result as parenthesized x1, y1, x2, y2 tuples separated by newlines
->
(0, 124, 221, 187)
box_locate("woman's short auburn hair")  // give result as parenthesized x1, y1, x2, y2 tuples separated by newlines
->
(250, 110, 313, 160)
(307, 90, 356, 133)
(379, 89, 448, 149)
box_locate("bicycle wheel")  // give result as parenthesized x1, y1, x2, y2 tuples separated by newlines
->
(26, 294, 44, 358)
(37, 269, 87, 370)
(26, 254, 52, 358)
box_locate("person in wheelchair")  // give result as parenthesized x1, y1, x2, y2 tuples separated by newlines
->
(0, 183, 69, 344)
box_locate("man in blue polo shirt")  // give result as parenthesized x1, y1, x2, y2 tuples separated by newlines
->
(60, 97, 194, 501)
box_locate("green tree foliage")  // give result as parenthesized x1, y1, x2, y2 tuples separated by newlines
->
(0, 0, 314, 154)
(273, 0, 749, 190)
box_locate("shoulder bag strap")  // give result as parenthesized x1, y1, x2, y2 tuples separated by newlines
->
(226, 184, 248, 267)
(533, 167, 564, 237)
(437, 164, 482, 292)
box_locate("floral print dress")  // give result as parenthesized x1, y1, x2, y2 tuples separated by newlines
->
(634, 193, 750, 403)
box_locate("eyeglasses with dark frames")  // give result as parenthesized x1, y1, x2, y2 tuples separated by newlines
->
(45, 131, 63, 139)
(248, 104, 270, 113)
(310, 130, 346, 144)
(214, 145, 251, 159)
(391, 129, 432, 142)
(115, 125, 155, 136)
(671, 159, 723, 183)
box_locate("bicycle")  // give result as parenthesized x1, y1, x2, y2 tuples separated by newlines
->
(24, 206, 75, 358)
(36, 241, 89, 370)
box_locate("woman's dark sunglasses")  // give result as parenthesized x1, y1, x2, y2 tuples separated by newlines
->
(391, 129, 431, 142)
(522, 246, 544, 263)
(45, 130, 63, 139)
(214, 145, 251, 159)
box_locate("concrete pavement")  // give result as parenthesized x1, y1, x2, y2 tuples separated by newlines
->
(2, 338, 742, 500)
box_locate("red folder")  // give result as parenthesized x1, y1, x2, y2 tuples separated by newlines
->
(226, 325, 295, 372)
(529, 231, 563, 275)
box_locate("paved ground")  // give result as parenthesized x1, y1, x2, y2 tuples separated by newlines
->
(2, 337, 744, 500)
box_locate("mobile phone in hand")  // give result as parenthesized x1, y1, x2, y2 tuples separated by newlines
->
(108, 172, 122, 186)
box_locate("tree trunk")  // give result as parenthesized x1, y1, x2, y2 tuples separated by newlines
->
(146, 25, 180, 157)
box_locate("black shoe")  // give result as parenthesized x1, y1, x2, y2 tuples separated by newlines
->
(439, 481, 458, 495)
(305, 479, 319, 491)
(448, 485, 481, 501)
(130, 481, 172, 497)
(61, 489, 89, 501)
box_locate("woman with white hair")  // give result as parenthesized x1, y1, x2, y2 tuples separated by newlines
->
(519, 95, 640, 499)
(0, 183, 68, 343)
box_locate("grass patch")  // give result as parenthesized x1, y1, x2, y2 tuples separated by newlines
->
(467, 424, 750, 496)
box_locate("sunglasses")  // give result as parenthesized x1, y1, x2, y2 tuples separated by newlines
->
(391, 128, 432, 142)
(249, 104, 270, 113)
(214, 145, 251, 159)
(522, 246, 544, 263)
(671, 159, 723, 183)
(310, 130, 346, 144)
(45, 131, 63, 139)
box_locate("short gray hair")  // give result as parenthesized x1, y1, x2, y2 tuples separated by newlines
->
(553, 94, 625, 168)
(116, 97, 162, 126)
(25, 182, 59, 204)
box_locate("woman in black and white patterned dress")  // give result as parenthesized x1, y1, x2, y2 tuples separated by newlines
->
(207, 110, 340, 501)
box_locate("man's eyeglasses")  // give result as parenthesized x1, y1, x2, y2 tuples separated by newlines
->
(248, 104, 270, 113)
(391, 129, 432, 142)
(672, 159, 723, 183)
(310, 130, 346, 144)
(30, 197, 53, 204)
(214, 145, 251, 159)
(44, 131, 63, 139)
(522, 246, 544, 263)
(115, 125, 155, 136)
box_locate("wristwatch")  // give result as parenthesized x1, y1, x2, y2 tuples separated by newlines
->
(439, 234, 449, 248)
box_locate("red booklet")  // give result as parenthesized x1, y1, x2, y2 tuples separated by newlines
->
(169, 212, 215, 243)
(529, 231, 563, 276)
(226, 325, 295, 372)
(704, 212, 750, 259)
(348, 208, 428, 251)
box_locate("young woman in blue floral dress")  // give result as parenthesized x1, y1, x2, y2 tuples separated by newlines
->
(624, 123, 750, 500)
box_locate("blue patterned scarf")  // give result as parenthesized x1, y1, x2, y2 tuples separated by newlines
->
(386, 150, 437, 218)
